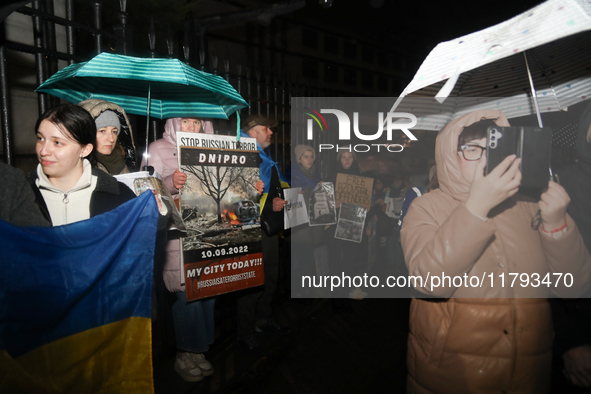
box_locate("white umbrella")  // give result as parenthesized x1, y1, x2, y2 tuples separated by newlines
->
(392, 0, 591, 131)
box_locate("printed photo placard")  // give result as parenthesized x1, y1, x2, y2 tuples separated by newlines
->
(177, 132, 264, 300)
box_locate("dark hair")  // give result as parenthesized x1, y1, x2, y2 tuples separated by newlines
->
(457, 119, 497, 150)
(35, 104, 97, 165)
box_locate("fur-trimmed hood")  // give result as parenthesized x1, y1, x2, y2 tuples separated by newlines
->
(78, 99, 136, 168)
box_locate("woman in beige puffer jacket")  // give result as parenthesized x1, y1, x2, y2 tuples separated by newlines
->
(401, 109, 591, 394)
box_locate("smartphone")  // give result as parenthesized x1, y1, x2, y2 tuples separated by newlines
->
(486, 126, 552, 188)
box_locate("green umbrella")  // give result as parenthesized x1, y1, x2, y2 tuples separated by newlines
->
(36, 52, 248, 120)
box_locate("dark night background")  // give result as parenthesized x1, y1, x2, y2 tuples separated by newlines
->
(65, 0, 546, 85)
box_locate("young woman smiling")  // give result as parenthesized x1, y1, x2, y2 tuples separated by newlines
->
(28, 104, 136, 226)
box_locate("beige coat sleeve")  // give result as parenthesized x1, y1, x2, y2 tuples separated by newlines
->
(401, 198, 496, 297)
(540, 214, 591, 298)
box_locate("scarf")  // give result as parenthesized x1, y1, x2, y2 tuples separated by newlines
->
(291, 162, 320, 192)
(298, 162, 317, 180)
(94, 145, 126, 175)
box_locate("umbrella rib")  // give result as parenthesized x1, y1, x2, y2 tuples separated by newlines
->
(454, 69, 476, 98)
(526, 48, 549, 76)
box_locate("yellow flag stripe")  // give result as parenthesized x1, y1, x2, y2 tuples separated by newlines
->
(0, 316, 153, 394)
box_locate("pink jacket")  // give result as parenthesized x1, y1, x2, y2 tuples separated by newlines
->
(141, 118, 213, 292)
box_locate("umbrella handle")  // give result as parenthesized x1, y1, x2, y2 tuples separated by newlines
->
(523, 52, 544, 128)
(236, 111, 241, 142)
(144, 83, 152, 166)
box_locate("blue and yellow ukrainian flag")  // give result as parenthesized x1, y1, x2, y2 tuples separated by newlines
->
(0, 192, 158, 393)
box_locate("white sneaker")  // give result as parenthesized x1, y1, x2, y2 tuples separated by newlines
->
(190, 353, 214, 376)
(174, 352, 204, 382)
(349, 287, 368, 300)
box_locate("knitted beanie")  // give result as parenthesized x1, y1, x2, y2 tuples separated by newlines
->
(94, 110, 120, 130)
(294, 144, 315, 162)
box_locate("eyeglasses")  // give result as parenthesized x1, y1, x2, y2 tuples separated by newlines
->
(458, 145, 486, 161)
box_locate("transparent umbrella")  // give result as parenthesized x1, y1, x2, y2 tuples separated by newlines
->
(391, 0, 591, 131)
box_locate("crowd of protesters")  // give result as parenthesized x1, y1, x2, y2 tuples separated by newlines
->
(285, 106, 591, 394)
(3, 99, 591, 394)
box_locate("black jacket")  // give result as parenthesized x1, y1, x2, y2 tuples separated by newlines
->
(551, 102, 591, 357)
(27, 166, 136, 225)
(0, 163, 49, 227)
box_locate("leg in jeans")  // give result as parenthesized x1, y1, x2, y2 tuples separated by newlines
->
(172, 291, 216, 353)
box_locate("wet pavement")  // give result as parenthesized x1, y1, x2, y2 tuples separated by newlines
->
(153, 297, 410, 393)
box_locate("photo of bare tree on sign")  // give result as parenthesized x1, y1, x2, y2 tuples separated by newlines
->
(180, 163, 261, 252)
(185, 165, 245, 223)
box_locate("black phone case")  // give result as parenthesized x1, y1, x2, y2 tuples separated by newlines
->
(486, 126, 517, 177)
(486, 126, 552, 188)
(520, 127, 553, 188)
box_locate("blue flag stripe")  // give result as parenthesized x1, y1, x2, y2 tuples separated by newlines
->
(0, 192, 158, 358)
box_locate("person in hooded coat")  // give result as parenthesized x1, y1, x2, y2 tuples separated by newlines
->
(400, 109, 591, 394)
(329, 150, 368, 305)
(550, 102, 591, 393)
(290, 145, 322, 298)
(291, 145, 321, 193)
(78, 99, 136, 175)
(140, 117, 215, 383)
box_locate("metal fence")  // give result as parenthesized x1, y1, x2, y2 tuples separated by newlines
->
(0, 0, 337, 359)
(0, 0, 326, 175)
(1, 0, 136, 165)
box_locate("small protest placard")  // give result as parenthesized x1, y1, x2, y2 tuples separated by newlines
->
(335, 174, 373, 210)
(384, 196, 405, 219)
(115, 171, 186, 233)
(284, 188, 308, 229)
(335, 203, 367, 243)
(309, 182, 336, 226)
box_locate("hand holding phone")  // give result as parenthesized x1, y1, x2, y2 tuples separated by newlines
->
(486, 126, 552, 188)
(538, 181, 569, 232)
(466, 154, 522, 218)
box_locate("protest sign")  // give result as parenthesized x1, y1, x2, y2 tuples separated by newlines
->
(284, 188, 308, 229)
(115, 171, 186, 233)
(177, 132, 264, 300)
(335, 203, 367, 243)
(335, 174, 373, 210)
(384, 195, 405, 219)
(308, 182, 336, 226)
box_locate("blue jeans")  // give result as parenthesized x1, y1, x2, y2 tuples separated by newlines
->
(172, 292, 215, 353)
